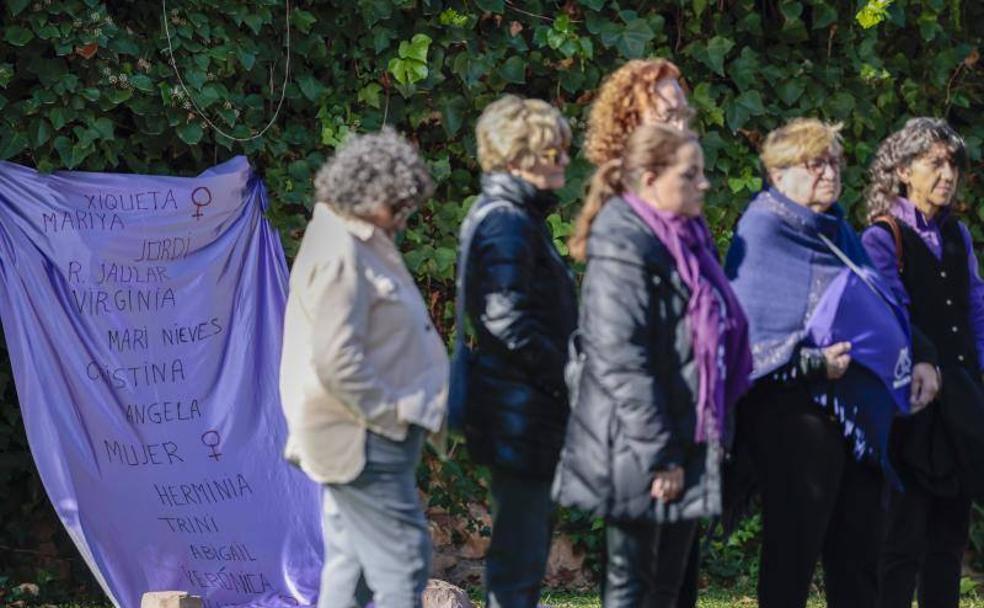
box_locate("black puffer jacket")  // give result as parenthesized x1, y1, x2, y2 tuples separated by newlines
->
(463, 173, 578, 480)
(553, 196, 729, 523)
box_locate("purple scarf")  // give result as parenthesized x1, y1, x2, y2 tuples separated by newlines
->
(624, 192, 753, 443)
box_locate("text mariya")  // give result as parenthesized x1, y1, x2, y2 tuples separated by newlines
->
(41, 190, 184, 234)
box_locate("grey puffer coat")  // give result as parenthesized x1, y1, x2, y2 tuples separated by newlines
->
(552, 195, 729, 523)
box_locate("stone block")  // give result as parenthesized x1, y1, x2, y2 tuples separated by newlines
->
(141, 591, 203, 608)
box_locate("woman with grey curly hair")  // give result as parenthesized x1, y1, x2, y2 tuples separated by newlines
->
(279, 128, 448, 608)
(861, 117, 984, 608)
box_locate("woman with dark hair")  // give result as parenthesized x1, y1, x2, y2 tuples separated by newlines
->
(554, 124, 752, 607)
(725, 118, 936, 608)
(861, 117, 984, 608)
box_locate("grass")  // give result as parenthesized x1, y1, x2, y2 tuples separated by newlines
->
(47, 587, 984, 607)
(534, 588, 984, 607)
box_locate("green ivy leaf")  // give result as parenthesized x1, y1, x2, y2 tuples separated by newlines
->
(239, 51, 256, 70)
(698, 36, 736, 76)
(297, 75, 327, 102)
(243, 14, 266, 35)
(725, 103, 750, 131)
(358, 83, 383, 109)
(615, 18, 655, 59)
(400, 34, 432, 63)
(92, 118, 114, 140)
(0, 64, 13, 89)
(775, 79, 806, 106)
(813, 3, 839, 29)
(729, 47, 761, 91)
(735, 90, 766, 115)
(176, 122, 204, 145)
(293, 9, 317, 32)
(579, 0, 606, 10)
(52, 135, 72, 166)
(0, 131, 27, 160)
(826, 91, 856, 117)
(7, 0, 30, 16)
(129, 74, 153, 93)
(4, 26, 34, 47)
(501, 56, 527, 84)
(438, 95, 467, 136)
(474, 0, 505, 13)
(780, 2, 804, 21)
(49, 107, 67, 130)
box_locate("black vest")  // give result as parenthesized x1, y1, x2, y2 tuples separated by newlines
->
(876, 216, 984, 496)
(883, 216, 979, 372)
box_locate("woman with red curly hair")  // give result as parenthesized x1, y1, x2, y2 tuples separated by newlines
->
(583, 58, 694, 168)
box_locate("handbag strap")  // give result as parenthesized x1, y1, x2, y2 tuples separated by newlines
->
(873, 214, 905, 273)
(818, 232, 894, 309)
(454, 199, 513, 351)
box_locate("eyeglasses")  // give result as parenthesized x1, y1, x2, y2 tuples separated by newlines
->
(539, 147, 568, 165)
(800, 156, 843, 174)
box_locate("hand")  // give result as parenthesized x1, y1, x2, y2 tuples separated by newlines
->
(650, 466, 684, 502)
(822, 341, 852, 380)
(909, 362, 940, 413)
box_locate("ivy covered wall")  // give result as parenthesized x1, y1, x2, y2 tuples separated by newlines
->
(1, 0, 982, 598)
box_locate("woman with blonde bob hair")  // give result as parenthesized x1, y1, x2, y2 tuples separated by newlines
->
(554, 124, 752, 607)
(725, 118, 936, 607)
(861, 118, 984, 608)
(457, 95, 577, 608)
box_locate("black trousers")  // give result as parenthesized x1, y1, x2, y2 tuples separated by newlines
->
(603, 518, 698, 608)
(877, 485, 971, 608)
(745, 384, 885, 608)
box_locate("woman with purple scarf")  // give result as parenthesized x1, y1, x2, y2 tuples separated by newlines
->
(724, 118, 937, 608)
(552, 124, 753, 607)
(861, 118, 984, 608)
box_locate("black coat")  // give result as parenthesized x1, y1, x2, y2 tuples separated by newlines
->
(875, 216, 984, 497)
(462, 173, 578, 480)
(553, 196, 728, 523)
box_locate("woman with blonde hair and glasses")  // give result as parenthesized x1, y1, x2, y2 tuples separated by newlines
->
(458, 94, 578, 608)
(554, 124, 752, 607)
(725, 118, 937, 607)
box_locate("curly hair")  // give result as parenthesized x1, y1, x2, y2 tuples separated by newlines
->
(583, 59, 685, 166)
(475, 95, 571, 173)
(864, 117, 967, 222)
(313, 127, 434, 218)
(569, 124, 697, 261)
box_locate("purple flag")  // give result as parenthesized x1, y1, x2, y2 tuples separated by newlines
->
(806, 266, 913, 415)
(0, 157, 322, 607)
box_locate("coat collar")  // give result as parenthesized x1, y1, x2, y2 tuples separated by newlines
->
(480, 172, 559, 217)
(317, 204, 377, 241)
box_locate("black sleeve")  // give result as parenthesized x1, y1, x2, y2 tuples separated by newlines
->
(470, 208, 566, 393)
(910, 324, 939, 367)
(580, 250, 682, 471)
(764, 345, 828, 386)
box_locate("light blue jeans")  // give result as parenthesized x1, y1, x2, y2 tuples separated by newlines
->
(319, 427, 430, 608)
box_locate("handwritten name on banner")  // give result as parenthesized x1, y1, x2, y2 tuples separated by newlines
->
(0, 157, 322, 608)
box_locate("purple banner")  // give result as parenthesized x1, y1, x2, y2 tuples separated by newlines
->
(0, 157, 322, 607)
